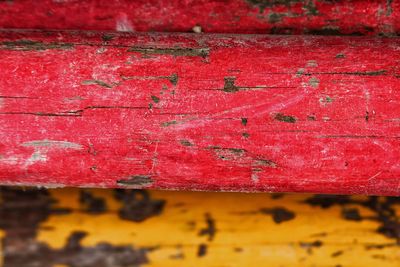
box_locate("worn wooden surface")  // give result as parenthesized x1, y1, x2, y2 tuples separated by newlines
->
(1, 187, 400, 266)
(0, 0, 399, 36)
(1, 30, 400, 194)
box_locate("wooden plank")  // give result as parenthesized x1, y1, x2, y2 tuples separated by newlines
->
(1, 187, 400, 266)
(1, 30, 400, 194)
(0, 0, 399, 36)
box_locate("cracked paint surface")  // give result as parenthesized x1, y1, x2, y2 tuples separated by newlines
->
(0, 30, 400, 194)
(0, 1, 400, 36)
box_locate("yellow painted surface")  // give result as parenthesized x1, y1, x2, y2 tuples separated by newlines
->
(0, 230, 4, 267)
(2, 188, 400, 266)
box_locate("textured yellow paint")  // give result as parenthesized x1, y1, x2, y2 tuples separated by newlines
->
(0, 230, 4, 267)
(29, 189, 400, 267)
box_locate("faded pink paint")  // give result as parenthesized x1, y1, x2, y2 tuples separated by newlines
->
(0, 30, 400, 195)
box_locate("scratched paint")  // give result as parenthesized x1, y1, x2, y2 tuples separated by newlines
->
(2, 187, 400, 266)
(0, 30, 400, 195)
(0, 0, 399, 36)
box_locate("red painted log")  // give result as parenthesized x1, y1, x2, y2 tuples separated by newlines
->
(0, 30, 400, 195)
(0, 0, 399, 36)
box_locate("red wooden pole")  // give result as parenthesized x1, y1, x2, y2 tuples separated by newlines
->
(1, 30, 400, 195)
(0, 0, 399, 35)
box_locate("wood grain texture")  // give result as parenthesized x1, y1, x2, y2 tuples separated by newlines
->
(2, 187, 400, 266)
(0, 0, 399, 36)
(0, 30, 400, 194)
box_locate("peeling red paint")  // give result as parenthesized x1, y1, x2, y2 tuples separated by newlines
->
(0, 30, 400, 195)
(0, 0, 399, 35)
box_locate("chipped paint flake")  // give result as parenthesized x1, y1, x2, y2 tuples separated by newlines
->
(21, 140, 83, 150)
(25, 150, 47, 167)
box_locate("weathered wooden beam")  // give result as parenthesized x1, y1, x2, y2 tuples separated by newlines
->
(0, 0, 399, 35)
(0, 30, 399, 195)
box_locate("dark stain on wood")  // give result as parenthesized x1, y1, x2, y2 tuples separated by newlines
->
(304, 195, 352, 209)
(299, 240, 323, 255)
(197, 243, 208, 257)
(4, 231, 150, 267)
(114, 189, 166, 222)
(79, 190, 107, 214)
(260, 207, 296, 224)
(198, 213, 216, 241)
(271, 193, 285, 199)
(304, 195, 400, 243)
(331, 250, 344, 257)
(341, 208, 362, 221)
(0, 187, 70, 241)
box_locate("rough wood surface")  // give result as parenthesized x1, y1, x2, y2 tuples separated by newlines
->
(1, 187, 400, 266)
(0, 0, 399, 36)
(1, 30, 400, 195)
